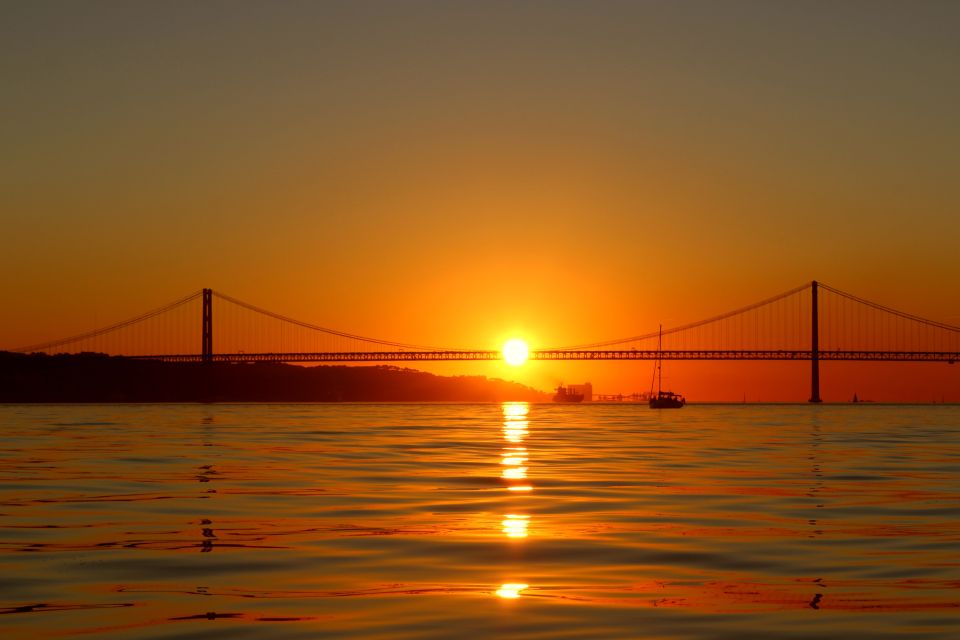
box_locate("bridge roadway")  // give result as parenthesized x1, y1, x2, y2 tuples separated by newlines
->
(135, 350, 959, 364)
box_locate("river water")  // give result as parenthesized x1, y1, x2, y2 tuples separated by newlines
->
(0, 403, 958, 638)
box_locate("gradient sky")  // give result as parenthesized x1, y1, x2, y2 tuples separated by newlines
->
(2, 1, 959, 400)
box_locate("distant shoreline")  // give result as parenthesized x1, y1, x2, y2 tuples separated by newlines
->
(0, 352, 545, 403)
(3, 352, 956, 405)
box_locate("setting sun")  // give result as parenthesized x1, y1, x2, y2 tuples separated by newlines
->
(502, 339, 529, 366)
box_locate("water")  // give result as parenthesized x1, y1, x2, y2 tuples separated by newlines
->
(1, 403, 958, 639)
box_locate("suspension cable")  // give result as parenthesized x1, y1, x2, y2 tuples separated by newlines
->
(819, 282, 960, 333)
(11, 290, 204, 353)
(212, 290, 460, 351)
(548, 282, 811, 349)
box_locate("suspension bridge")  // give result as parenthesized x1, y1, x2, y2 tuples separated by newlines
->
(8, 282, 959, 402)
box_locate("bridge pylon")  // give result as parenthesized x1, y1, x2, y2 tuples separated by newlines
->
(809, 280, 822, 403)
(201, 288, 213, 364)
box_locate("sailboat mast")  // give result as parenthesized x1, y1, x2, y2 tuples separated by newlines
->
(657, 324, 663, 395)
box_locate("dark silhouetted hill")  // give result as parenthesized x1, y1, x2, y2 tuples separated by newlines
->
(0, 352, 547, 402)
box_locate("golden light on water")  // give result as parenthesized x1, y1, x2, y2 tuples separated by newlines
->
(501, 466, 528, 479)
(502, 514, 530, 538)
(498, 404, 532, 601)
(503, 429, 528, 444)
(496, 583, 529, 599)
(502, 339, 529, 366)
(503, 421, 529, 443)
(501, 404, 532, 491)
(501, 442, 528, 480)
(502, 403, 528, 418)
(502, 402, 530, 444)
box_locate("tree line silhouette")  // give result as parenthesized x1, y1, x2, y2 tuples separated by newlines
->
(0, 352, 545, 403)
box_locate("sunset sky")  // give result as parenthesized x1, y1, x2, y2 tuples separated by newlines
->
(2, 1, 958, 400)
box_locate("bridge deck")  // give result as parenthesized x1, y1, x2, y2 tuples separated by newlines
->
(133, 350, 960, 363)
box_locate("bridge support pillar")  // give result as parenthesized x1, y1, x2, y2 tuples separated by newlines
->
(202, 288, 213, 364)
(809, 280, 822, 403)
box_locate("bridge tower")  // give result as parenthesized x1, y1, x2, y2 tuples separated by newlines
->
(809, 280, 822, 403)
(201, 288, 213, 364)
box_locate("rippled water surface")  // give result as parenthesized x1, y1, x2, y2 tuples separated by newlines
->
(1, 403, 958, 638)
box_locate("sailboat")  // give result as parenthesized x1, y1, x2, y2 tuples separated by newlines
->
(649, 324, 685, 409)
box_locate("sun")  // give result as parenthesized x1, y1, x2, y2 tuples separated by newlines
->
(502, 339, 529, 366)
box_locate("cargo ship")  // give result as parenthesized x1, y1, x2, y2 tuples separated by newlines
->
(553, 385, 584, 403)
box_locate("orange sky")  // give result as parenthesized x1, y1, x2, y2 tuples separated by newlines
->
(2, 2, 958, 401)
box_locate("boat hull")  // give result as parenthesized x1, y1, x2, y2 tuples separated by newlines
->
(649, 398, 684, 409)
(649, 392, 685, 409)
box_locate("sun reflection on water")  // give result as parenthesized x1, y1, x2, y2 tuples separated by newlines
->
(499, 402, 533, 597)
(503, 427, 528, 443)
(501, 466, 528, 479)
(501, 402, 529, 444)
(501, 404, 531, 488)
(495, 583, 529, 599)
(501, 403, 528, 419)
(502, 514, 530, 538)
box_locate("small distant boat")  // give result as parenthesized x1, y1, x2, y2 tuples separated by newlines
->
(553, 385, 584, 403)
(649, 324, 685, 409)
